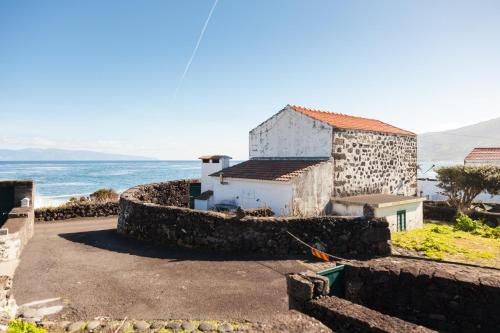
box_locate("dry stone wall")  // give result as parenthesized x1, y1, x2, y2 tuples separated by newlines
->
(286, 272, 435, 333)
(343, 257, 500, 333)
(332, 129, 417, 197)
(118, 181, 391, 257)
(35, 202, 119, 221)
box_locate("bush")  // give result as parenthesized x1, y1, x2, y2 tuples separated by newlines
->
(7, 320, 47, 333)
(455, 213, 500, 239)
(89, 188, 119, 203)
(455, 213, 477, 232)
(57, 188, 119, 208)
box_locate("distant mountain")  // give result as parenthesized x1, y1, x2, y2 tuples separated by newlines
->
(0, 148, 155, 161)
(418, 117, 500, 161)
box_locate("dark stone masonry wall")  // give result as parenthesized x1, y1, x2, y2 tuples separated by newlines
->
(35, 202, 119, 221)
(130, 179, 197, 206)
(344, 257, 500, 333)
(332, 129, 417, 197)
(286, 271, 435, 333)
(118, 181, 391, 257)
(423, 200, 456, 221)
(306, 296, 435, 333)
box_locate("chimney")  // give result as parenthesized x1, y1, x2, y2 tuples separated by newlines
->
(198, 155, 231, 192)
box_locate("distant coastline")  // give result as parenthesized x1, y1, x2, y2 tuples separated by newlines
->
(0, 148, 155, 161)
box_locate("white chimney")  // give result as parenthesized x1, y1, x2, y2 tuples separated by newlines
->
(199, 155, 231, 193)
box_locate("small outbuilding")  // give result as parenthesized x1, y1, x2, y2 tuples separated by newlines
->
(332, 194, 425, 232)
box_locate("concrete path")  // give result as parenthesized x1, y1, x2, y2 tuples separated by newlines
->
(12, 217, 308, 322)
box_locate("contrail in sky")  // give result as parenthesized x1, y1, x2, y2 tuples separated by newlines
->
(172, 0, 219, 100)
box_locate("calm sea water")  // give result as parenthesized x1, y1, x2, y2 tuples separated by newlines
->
(0, 160, 462, 208)
(0, 161, 206, 207)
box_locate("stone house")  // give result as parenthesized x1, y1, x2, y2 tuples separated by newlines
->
(195, 104, 423, 231)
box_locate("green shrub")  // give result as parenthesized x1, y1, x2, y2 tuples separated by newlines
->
(89, 188, 118, 203)
(7, 320, 47, 333)
(454, 213, 500, 239)
(455, 213, 477, 231)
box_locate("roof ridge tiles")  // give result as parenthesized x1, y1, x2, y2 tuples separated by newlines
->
(287, 104, 416, 137)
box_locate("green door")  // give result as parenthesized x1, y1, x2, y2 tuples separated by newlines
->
(397, 210, 406, 231)
(0, 186, 14, 226)
(189, 183, 201, 208)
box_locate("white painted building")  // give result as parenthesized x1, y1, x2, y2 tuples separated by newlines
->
(333, 194, 425, 232)
(194, 104, 421, 226)
(195, 156, 333, 215)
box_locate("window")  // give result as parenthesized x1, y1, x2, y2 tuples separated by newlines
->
(202, 159, 210, 163)
(212, 158, 220, 163)
(397, 210, 406, 231)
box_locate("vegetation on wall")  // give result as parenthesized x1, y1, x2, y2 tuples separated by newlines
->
(65, 188, 119, 206)
(435, 165, 500, 213)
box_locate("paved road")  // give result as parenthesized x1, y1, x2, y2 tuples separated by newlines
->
(13, 217, 308, 322)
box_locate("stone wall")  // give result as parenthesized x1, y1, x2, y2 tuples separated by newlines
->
(423, 201, 500, 226)
(0, 181, 34, 263)
(118, 181, 391, 257)
(35, 202, 119, 221)
(0, 208, 34, 262)
(332, 129, 417, 197)
(0, 275, 14, 323)
(306, 296, 435, 333)
(130, 179, 196, 206)
(423, 200, 456, 221)
(343, 257, 500, 333)
(241, 207, 274, 217)
(0, 181, 34, 321)
(469, 210, 500, 227)
(286, 272, 435, 333)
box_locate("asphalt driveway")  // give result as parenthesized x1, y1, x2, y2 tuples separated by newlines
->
(12, 217, 308, 322)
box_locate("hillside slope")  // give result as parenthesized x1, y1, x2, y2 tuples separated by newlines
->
(418, 117, 500, 161)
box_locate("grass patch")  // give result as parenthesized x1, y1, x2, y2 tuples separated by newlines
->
(7, 321, 47, 333)
(392, 220, 500, 267)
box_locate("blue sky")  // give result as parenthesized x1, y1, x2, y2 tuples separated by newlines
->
(1, 0, 499, 159)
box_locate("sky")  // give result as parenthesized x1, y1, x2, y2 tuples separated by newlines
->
(1, 0, 499, 160)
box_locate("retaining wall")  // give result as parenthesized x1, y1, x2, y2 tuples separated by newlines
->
(344, 257, 500, 333)
(118, 180, 391, 257)
(0, 180, 35, 321)
(286, 271, 435, 333)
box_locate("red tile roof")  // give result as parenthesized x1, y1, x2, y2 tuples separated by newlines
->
(210, 159, 328, 182)
(465, 148, 500, 161)
(289, 105, 416, 137)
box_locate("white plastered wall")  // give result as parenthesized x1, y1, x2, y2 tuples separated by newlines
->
(211, 178, 293, 215)
(375, 201, 423, 232)
(249, 106, 333, 158)
(332, 202, 365, 216)
(332, 201, 424, 232)
(291, 161, 334, 216)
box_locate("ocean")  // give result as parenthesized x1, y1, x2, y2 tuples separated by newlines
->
(1, 160, 475, 208)
(0, 161, 205, 208)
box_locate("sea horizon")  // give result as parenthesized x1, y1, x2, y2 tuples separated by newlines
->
(1, 159, 462, 208)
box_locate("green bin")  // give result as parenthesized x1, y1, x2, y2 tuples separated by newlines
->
(317, 265, 345, 297)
